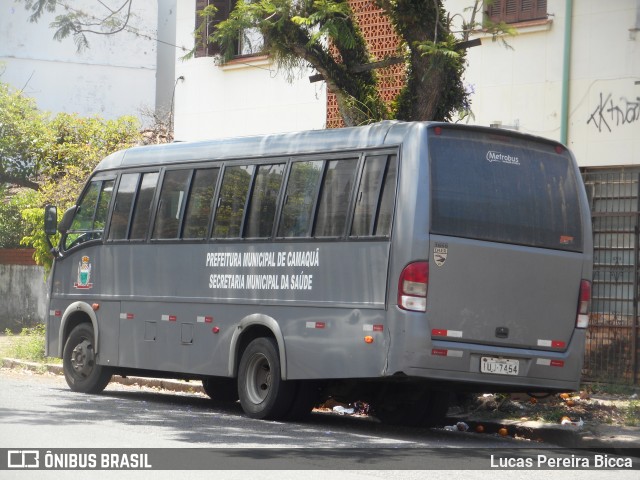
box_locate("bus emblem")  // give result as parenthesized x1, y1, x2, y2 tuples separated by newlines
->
(74, 256, 93, 289)
(433, 243, 448, 267)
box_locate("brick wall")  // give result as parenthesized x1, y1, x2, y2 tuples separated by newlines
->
(326, 0, 405, 128)
(0, 249, 37, 266)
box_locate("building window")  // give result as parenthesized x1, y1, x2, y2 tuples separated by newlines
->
(485, 0, 547, 24)
(195, 0, 264, 58)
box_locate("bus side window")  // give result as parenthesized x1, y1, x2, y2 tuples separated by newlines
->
(129, 172, 159, 240)
(152, 169, 192, 239)
(108, 173, 139, 240)
(314, 158, 358, 237)
(213, 165, 255, 239)
(351, 155, 397, 237)
(63, 179, 115, 250)
(278, 160, 323, 238)
(374, 155, 397, 236)
(183, 168, 219, 239)
(244, 163, 285, 238)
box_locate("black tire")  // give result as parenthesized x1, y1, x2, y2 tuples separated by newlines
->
(62, 323, 111, 394)
(202, 377, 239, 403)
(237, 337, 295, 420)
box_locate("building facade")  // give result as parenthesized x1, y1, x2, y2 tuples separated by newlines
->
(172, 0, 326, 141)
(0, 0, 177, 123)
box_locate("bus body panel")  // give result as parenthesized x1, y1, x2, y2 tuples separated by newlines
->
(427, 235, 584, 350)
(46, 121, 593, 398)
(397, 330, 587, 392)
(48, 241, 392, 379)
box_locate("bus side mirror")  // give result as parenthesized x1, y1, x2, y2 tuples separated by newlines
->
(44, 205, 58, 236)
(58, 205, 77, 235)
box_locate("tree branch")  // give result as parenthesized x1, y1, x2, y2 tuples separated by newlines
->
(0, 173, 40, 191)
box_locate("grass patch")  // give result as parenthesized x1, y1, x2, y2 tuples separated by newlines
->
(584, 382, 638, 396)
(624, 401, 640, 427)
(3, 324, 59, 363)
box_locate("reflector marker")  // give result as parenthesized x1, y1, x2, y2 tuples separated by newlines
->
(537, 339, 566, 348)
(119, 313, 135, 320)
(537, 358, 565, 367)
(431, 348, 463, 358)
(363, 324, 384, 332)
(197, 316, 213, 323)
(161, 314, 177, 322)
(306, 321, 326, 329)
(49, 310, 62, 317)
(432, 329, 463, 338)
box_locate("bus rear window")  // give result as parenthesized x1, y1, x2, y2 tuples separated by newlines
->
(429, 130, 583, 252)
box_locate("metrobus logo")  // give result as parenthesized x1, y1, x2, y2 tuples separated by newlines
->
(486, 150, 520, 165)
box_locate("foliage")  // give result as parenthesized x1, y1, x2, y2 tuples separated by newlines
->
(0, 188, 39, 248)
(0, 83, 52, 189)
(19, 206, 56, 272)
(44, 113, 141, 191)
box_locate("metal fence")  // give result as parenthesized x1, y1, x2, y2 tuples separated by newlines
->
(582, 169, 640, 385)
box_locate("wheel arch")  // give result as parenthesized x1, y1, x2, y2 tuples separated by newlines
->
(58, 301, 99, 357)
(228, 314, 288, 380)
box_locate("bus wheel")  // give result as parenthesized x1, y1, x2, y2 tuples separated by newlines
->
(237, 337, 295, 420)
(202, 377, 239, 403)
(63, 323, 112, 394)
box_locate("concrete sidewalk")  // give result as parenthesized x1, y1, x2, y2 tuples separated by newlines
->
(2, 357, 639, 452)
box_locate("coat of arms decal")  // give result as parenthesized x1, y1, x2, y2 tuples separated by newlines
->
(74, 256, 93, 289)
(433, 243, 448, 267)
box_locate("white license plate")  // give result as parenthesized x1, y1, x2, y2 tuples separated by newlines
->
(480, 357, 520, 376)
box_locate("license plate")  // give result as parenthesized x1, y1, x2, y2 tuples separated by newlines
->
(480, 357, 520, 376)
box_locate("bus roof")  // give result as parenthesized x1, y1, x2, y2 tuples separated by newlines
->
(94, 121, 566, 172)
(95, 121, 419, 172)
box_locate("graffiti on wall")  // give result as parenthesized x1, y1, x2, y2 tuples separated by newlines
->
(587, 92, 640, 133)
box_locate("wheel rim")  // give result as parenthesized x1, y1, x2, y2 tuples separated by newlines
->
(244, 353, 271, 405)
(70, 338, 95, 380)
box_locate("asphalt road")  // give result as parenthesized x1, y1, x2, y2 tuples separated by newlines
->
(0, 369, 638, 479)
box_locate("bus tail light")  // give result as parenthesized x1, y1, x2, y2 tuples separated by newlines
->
(576, 280, 591, 328)
(398, 262, 429, 312)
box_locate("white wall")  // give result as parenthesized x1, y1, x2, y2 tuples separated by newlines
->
(172, 0, 326, 141)
(452, 1, 565, 139)
(568, 0, 640, 167)
(0, 0, 165, 122)
(447, 0, 640, 168)
(156, 0, 178, 117)
(0, 264, 47, 331)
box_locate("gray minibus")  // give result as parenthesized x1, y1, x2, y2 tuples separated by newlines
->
(43, 121, 593, 425)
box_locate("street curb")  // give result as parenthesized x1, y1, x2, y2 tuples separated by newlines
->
(1, 358, 204, 395)
(3, 357, 639, 451)
(445, 415, 640, 451)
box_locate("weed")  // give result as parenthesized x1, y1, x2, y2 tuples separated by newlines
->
(539, 409, 566, 424)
